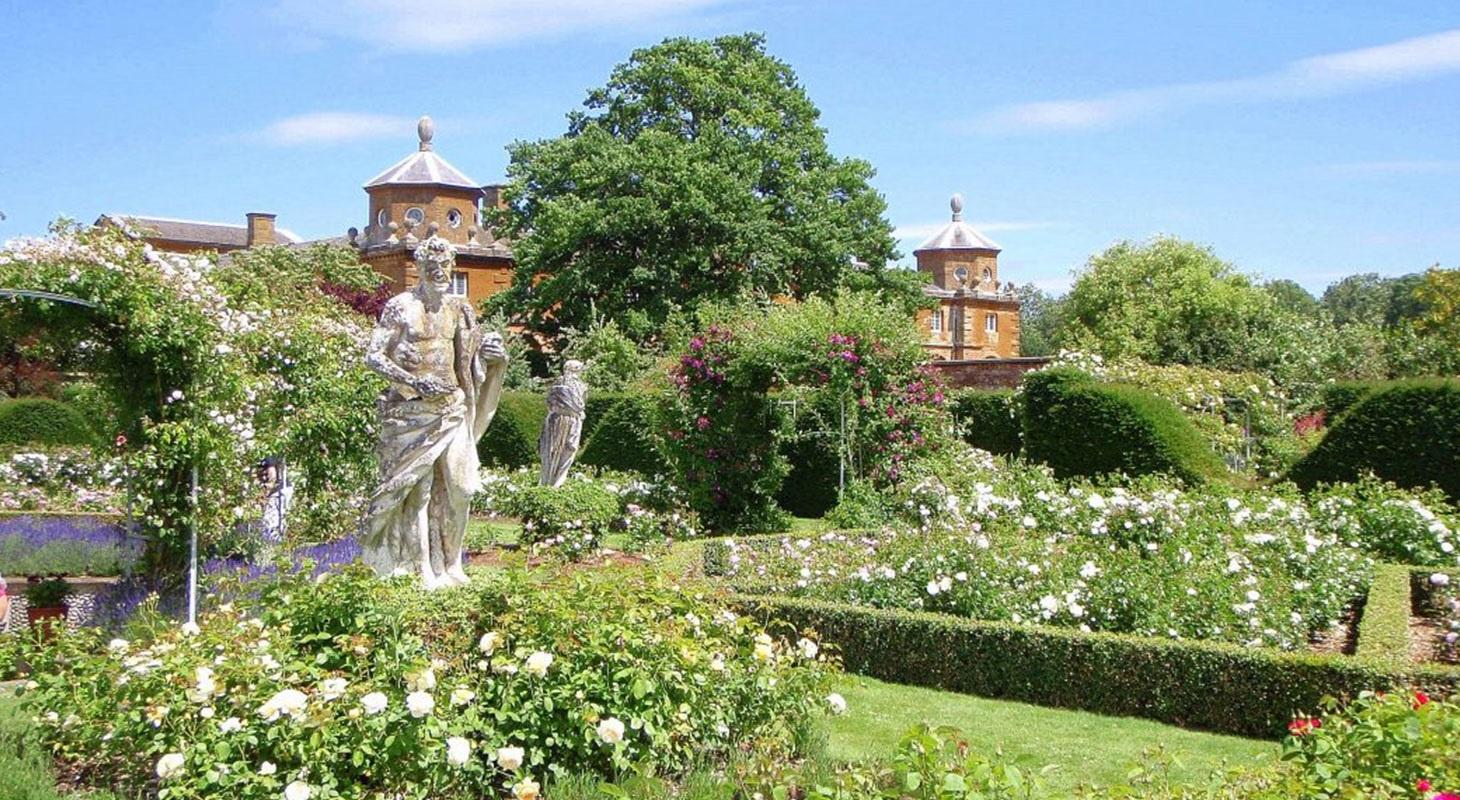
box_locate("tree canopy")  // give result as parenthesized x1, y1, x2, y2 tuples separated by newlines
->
(486, 33, 902, 347)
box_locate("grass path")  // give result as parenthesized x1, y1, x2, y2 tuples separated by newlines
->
(827, 675, 1276, 797)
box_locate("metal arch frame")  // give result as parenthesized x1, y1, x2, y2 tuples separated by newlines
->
(0, 289, 98, 308)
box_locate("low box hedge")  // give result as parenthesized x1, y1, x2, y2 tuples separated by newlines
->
(476, 391, 547, 469)
(738, 592, 1460, 740)
(577, 392, 671, 477)
(1354, 563, 1414, 668)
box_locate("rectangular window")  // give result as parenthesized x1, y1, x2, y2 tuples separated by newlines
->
(985, 313, 998, 333)
(930, 310, 943, 333)
(450, 273, 469, 296)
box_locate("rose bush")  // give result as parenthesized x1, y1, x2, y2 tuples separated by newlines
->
(726, 446, 1372, 649)
(14, 565, 836, 799)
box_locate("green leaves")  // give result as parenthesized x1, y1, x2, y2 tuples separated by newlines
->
(488, 33, 901, 348)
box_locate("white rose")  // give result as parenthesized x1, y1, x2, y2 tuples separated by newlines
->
(597, 717, 625, 744)
(219, 717, 243, 733)
(496, 745, 525, 770)
(258, 688, 308, 722)
(108, 638, 129, 653)
(155, 752, 186, 780)
(259, 761, 277, 776)
(406, 690, 435, 718)
(284, 781, 313, 800)
(513, 779, 541, 800)
(524, 651, 554, 677)
(180, 621, 201, 636)
(360, 692, 388, 715)
(319, 678, 348, 701)
(826, 693, 848, 715)
(446, 736, 472, 767)
(1431, 573, 1452, 587)
(478, 631, 502, 654)
(451, 687, 476, 706)
(796, 638, 819, 660)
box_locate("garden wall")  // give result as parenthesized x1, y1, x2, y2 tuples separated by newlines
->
(927, 357, 1051, 390)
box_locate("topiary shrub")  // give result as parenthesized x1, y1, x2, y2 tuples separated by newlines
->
(578, 392, 670, 476)
(1321, 381, 1379, 420)
(1290, 378, 1460, 500)
(0, 398, 96, 447)
(475, 391, 547, 469)
(1020, 368, 1225, 484)
(946, 389, 1021, 457)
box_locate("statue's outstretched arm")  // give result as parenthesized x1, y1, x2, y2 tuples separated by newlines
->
(365, 303, 420, 393)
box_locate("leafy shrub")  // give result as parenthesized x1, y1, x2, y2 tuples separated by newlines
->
(476, 392, 548, 470)
(22, 577, 70, 607)
(1290, 378, 1460, 500)
(15, 566, 837, 800)
(503, 481, 621, 556)
(743, 594, 1460, 739)
(1021, 368, 1225, 484)
(824, 480, 896, 530)
(0, 514, 141, 576)
(578, 392, 670, 476)
(947, 389, 1021, 457)
(0, 399, 95, 447)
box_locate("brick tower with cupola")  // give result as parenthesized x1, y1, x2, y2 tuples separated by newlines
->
(914, 194, 1021, 360)
(350, 116, 514, 305)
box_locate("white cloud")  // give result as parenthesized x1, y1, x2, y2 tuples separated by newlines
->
(894, 220, 1053, 241)
(264, 0, 735, 53)
(971, 28, 1460, 133)
(257, 112, 416, 146)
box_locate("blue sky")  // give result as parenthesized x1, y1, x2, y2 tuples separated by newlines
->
(1, 0, 1457, 293)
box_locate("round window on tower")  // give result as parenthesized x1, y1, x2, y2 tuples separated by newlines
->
(405, 207, 426, 226)
(953, 266, 969, 286)
(376, 208, 387, 227)
(447, 209, 463, 228)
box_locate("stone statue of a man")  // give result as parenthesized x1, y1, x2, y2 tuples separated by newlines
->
(360, 234, 508, 589)
(538, 359, 587, 488)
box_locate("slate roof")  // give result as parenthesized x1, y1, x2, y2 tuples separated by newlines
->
(97, 215, 303, 248)
(363, 116, 480, 191)
(914, 194, 1001, 254)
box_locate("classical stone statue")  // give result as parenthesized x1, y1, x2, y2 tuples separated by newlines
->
(360, 235, 508, 589)
(538, 360, 587, 488)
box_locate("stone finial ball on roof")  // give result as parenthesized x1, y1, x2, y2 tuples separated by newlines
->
(417, 116, 435, 151)
(950, 193, 964, 221)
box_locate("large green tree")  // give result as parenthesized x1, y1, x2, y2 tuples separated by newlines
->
(486, 33, 901, 347)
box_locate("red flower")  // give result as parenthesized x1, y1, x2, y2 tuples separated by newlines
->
(1414, 691, 1430, 709)
(1432, 794, 1460, 800)
(1417, 779, 1432, 792)
(1286, 716, 1321, 736)
(114, 434, 127, 448)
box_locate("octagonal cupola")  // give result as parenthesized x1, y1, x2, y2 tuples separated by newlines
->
(359, 116, 486, 249)
(914, 194, 1003, 293)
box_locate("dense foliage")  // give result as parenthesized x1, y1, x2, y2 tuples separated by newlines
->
(1290, 378, 1460, 500)
(945, 389, 1021, 458)
(486, 33, 903, 347)
(1021, 368, 1225, 484)
(0, 399, 95, 447)
(14, 565, 837, 799)
(0, 226, 384, 569)
(475, 392, 548, 470)
(578, 392, 672, 477)
(0, 448, 122, 512)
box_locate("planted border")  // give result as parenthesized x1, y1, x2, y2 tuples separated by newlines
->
(740, 593, 1460, 740)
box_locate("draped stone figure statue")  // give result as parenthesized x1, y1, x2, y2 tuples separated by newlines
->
(538, 360, 587, 488)
(360, 235, 508, 589)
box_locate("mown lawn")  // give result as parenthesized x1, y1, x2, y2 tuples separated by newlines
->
(828, 675, 1277, 797)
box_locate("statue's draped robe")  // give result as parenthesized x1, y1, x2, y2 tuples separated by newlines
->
(362, 302, 506, 577)
(538, 377, 586, 488)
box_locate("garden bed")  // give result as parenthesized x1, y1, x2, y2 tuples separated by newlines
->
(1411, 568, 1459, 666)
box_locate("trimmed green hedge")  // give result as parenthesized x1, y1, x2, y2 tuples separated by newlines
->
(744, 594, 1460, 739)
(0, 398, 96, 447)
(1290, 378, 1460, 499)
(1354, 563, 1413, 668)
(1321, 381, 1379, 421)
(947, 389, 1021, 457)
(577, 392, 671, 476)
(476, 391, 547, 469)
(1020, 368, 1225, 483)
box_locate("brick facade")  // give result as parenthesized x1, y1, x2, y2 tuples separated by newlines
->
(927, 356, 1051, 389)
